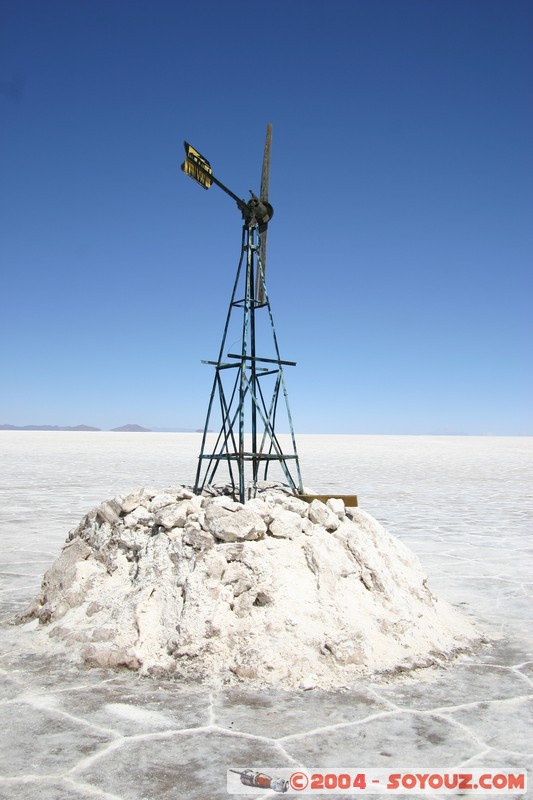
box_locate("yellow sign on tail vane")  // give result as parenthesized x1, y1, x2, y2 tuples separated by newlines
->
(181, 142, 212, 189)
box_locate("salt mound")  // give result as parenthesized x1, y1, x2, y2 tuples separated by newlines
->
(19, 485, 479, 688)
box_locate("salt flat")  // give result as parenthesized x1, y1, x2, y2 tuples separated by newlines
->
(0, 432, 531, 799)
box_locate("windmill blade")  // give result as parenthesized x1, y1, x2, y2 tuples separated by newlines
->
(256, 123, 272, 304)
(260, 123, 272, 203)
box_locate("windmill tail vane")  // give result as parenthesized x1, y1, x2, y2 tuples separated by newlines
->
(181, 124, 303, 503)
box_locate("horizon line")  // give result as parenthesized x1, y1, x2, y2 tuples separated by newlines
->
(1, 425, 531, 438)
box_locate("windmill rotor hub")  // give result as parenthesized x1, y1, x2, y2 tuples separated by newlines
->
(244, 194, 273, 227)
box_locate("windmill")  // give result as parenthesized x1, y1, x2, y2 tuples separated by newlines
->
(181, 124, 303, 503)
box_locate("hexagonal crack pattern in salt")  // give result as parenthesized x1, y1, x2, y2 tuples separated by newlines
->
(0, 432, 531, 800)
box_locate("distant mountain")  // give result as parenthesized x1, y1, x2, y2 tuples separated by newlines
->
(1, 423, 165, 433)
(69, 425, 102, 431)
(110, 424, 152, 432)
(0, 424, 101, 431)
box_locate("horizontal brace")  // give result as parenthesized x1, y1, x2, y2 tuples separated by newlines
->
(231, 299, 264, 309)
(227, 353, 296, 367)
(198, 454, 299, 461)
(201, 360, 269, 373)
(201, 361, 240, 369)
(256, 368, 279, 378)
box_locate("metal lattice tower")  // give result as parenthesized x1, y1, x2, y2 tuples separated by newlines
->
(181, 125, 303, 502)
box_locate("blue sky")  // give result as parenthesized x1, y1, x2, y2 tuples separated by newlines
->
(1, 0, 531, 434)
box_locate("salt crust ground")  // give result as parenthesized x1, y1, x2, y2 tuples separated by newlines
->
(18, 484, 481, 689)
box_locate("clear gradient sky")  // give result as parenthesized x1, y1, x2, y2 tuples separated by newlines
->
(1, 0, 531, 434)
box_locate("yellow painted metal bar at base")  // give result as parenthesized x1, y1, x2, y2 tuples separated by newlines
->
(296, 494, 358, 507)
